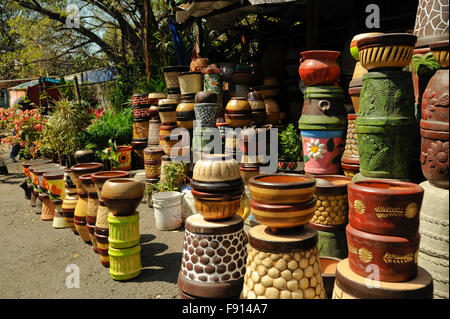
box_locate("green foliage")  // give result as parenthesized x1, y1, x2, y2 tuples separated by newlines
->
(97, 139, 120, 170)
(279, 123, 302, 162)
(407, 53, 441, 77)
(147, 162, 187, 206)
(83, 107, 133, 155)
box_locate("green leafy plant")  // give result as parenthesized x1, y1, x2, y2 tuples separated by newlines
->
(97, 139, 120, 170)
(406, 53, 441, 77)
(279, 123, 303, 162)
(147, 162, 187, 206)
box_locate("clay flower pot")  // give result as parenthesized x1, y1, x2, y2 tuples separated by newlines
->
(239, 163, 260, 184)
(116, 146, 132, 171)
(176, 96, 195, 129)
(225, 97, 252, 128)
(347, 180, 424, 236)
(191, 189, 242, 221)
(178, 71, 203, 94)
(74, 150, 95, 164)
(194, 102, 220, 126)
(70, 163, 104, 194)
(350, 33, 384, 61)
(91, 171, 132, 198)
(298, 50, 341, 86)
(248, 174, 316, 204)
(158, 99, 177, 125)
(250, 196, 317, 232)
(161, 134, 183, 156)
(413, 0, 450, 48)
(356, 33, 417, 70)
(148, 92, 166, 106)
(101, 178, 144, 216)
(133, 117, 150, 140)
(147, 119, 161, 145)
(163, 65, 189, 89)
(192, 154, 241, 182)
(195, 91, 217, 104)
(430, 40, 449, 68)
(320, 256, 341, 299)
(43, 170, 66, 204)
(204, 66, 223, 93)
(346, 224, 420, 283)
(23, 159, 52, 185)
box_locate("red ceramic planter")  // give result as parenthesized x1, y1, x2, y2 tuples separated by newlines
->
(420, 126, 449, 189)
(298, 50, 341, 86)
(346, 224, 420, 283)
(347, 180, 424, 236)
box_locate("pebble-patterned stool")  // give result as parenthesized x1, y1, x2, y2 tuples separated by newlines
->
(242, 225, 327, 299)
(177, 214, 248, 299)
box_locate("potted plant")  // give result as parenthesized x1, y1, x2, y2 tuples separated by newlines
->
(96, 139, 120, 171)
(407, 52, 440, 107)
(147, 162, 187, 207)
(278, 123, 304, 172)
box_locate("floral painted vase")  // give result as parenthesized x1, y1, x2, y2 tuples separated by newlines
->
(300, 130, 345, 174)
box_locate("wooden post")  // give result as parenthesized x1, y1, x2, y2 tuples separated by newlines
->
(73, 76, 80, 103)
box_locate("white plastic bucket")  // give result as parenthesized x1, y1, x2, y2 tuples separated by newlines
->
(152, 191, 183, 230)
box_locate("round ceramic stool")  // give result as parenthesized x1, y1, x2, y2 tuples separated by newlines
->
(107, 213, 140, 249)
(332, 258, 433, 299)
(44, 170, 70, 229)
(108, 245, 142, 281)
(242, 224, 327, 299)
(178, 214, 248, 299)
(62, 195, 78, 235)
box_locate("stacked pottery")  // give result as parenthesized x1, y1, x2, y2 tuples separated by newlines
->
(178, 71, 203, 95)
(44, 169, 70, 229)
(247, 91, 266, 127)
(177, 93, 196, 130)
(101, 178, 144, 280)
(143, 145, 164, 180)
(79, 174, 100, 253)
(253, 78, 281, 126)
(203, 64, 223, 112)
(91, 171, 130, 268)
(132, 93, 151, 142)
(116, 146, 132, 171)
(178, 154, 247, 299)
(232, 64, 251, 97)
(354, 33, 417, 182)
(333, 180, 433, 299)
(309, 175, 352, 259)
(147, 93, 165, 146)
(158, 98, 184, 157)
(341, 114, 360, 177)
(163, 66, 189, 104)
(61, 169, 79, 234)
(22, 159, 52, 210)
(148, 93, 166, 120)
(417, 39, 449, 299)
(33, 164, 64, 221)
(242, 173, 327, 299)
(70, 163, 104, 244)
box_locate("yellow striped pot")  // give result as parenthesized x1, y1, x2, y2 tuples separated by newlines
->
(108, 245, 142, 281)
(107, 213, 140, 249)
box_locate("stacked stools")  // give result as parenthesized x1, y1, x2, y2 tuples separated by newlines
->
(132, 93, 151, 169)
(70, 163, 104, 244)
(91, 171, 130, 268)
(417, 40, 449, 299)
(298, 50, 347, 175)
(243, 174, 326, 299)
(33, 164, 64, 221)
(309, 175, 352, 259)
(178, 154, 247, 299)
(332, 180, 433, 299)
(79, 174, 100, 253)
(354, 33, 417, 182)
(44, 169, 70, 229)
(23, 159, 52, 211)
(101, 178, 144, 280)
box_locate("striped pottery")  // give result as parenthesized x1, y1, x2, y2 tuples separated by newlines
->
(108, 245, 142, 281)
(107, 213, 140, 249)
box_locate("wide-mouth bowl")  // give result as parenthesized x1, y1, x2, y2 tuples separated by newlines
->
(70, 162, 104, 173)
(79, 173, 93, 184)
(91, 171, 131, 183)
(101, 178, 144, 199)
(348, 180, 424, 196)
(33, 165, 64, 175)
(356, 33, 417, 50)
(248, 174, 316, 189)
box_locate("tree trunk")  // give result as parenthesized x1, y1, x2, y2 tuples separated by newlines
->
(142, 0, 152, 83)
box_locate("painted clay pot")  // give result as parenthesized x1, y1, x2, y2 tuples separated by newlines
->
(348, 180, 424, 236)
(178, 71, 203, 95)
(248, 174, 316, 205)
(116, 146, 132, 171)
(420, 126, 449, 189)
(239, 163, 260, 185)
(332, 258, 433, 299)
(348, 79, 362, 113)
(250, 197, 317, 232)
(167, 89, 181, 104)
(225, 97, 252, 128)
(430, 40, 449, 68)
(421, 69, 449, 126)
(163, 65, 189, 89)
(44, 170, 69, 229)
(298, 86, 347, 130)
(133, 117, 150, 140)
(74, 150, 95, 164)
(413, 0, 449, 48)
(242, 224, 326, 299)
(195, 91, 217, 104)
(356, 33, 417, 70)
(61, 195, 78, 234)
(177, 94, 196, 129)
(131, 93, 150, 108)
(309, 175, 351, 230)
(300, 130, 345, 175)
(204, 66, 223, 93)
(107, 212, 140, 249)
(101, 178, 144, 216)
(161, 134, 183, 156)
(73, 192, 91, 243)
(40, 193, 55, 221)
(194, 103, 220, 126)
(192, 154, 241, 182)
(320, 256, 341, 299)
(131, 139, 147, 169)
(232, 64, 251, 85)
(298, 50, 341, 86)
(79, 174, 100, 251)
(148, 92, 166, 109)
(23, 159, 52, 189)
(346, 224, 420, 283)
(350, 33, 384, 61)
(108, 245, 142, 281)
(159, 123, 177, 146)
(191, 189, 242, 221)
(264, 98, 280, 125)
(144, 146, 164, 179)
(70, 163, 104, 195)
(147, 118, 161, 145)
(341, 114, 359, 167)
(29, 163, 61, 195)
(33, 165, 64, 195)
(341, 162, 360, 178)
(248, 92, 266, 127)
(158, 100, 177, 125)
(178, 214, 247, 299)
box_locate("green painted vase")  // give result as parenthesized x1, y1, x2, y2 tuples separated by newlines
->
(108, 245, 142, 281)
(107, 213, 140, 249)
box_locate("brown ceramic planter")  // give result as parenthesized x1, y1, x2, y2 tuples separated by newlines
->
(248, 174, 316, 205)
(347, 180, 424, 236)
(91, 171, 131, 198)
(250, 197, 317, 232)
(100, 178, 144, 216)
(252, 85, 281, 99)
(70, 163, 104, 194)
(429, 40, 449, 68)
(192, 154, 241, 182)
(193, 195, 242, 221)
(320, 256, 341, 299)
(133, 117, 150, 140)
(176, 95, 195, 129)
(346, 224, 420, 283)
(158, 104, 177, 125)
(225, 113, 252, 128)
(178, 71, 203, 94)
(298, 50, 341, 86)
(190, 178, 244, 194)
(195, 91, 217, 104)
(61, 195, 78, 234)
(421, 69, 449, 125)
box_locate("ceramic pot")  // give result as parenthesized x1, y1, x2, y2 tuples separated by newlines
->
(108, 245, 142, 281)
(419, 126, 449, 189)
(167, 90, 181, 104)
(79, 174, 100, 252)
(23, 159, 52, 185)
(101, 178, 144, 216)
(264, 98, 280, 125)
(356, 33, 417, 70)
(195, 91, 217, 104)
(232, 65, 251, 85)
(133, 117, 150, 140)
(225, 113, 253, 128)
(158, 101, 177, 125)
(178, 214, 247, 298)
(148, 118, 161, 145)
(131, 93, 150, 108)
(320, 257, 341, 299)
(144, 145, 164, 162)
(242, 224, 326, 299)
(239, 163, 260, 184)
(190, 178, 244, 195)
(346, 224, 420, 283)
(74, 150, 95, 164)
(116, 146, 132, 171)
(73, 193, 91, 243)
(220, 62, 236, 82)
(159, 123, 177, 146)
(148, 92, 166, 107)
(350, 33, 384, 61)
(347, 180, 424, 236)
(204, 65, 223, 93)
(192, 190, 242, 221)
(131, 139, 147, 169)
(194, 103, 220, 126)
(61, 195, 78, 234)
(341, 161, 360, 177)
(33, 165, 65, 195)
(247, 91, 265, 111)
(252, 85, 281, 99)
(300, 130, 345, 175)
(192, 154, 241, 182)
(298, 50, 341, 86)
(225, 97, 252, 127)
(421, 69, 449, 126)
(178, 71, 203, 94)
(44, 170, 66, 204)
(70, 163, 104, 194)
(40, 194, 55, 221)
(250, 197, 317, 232)
(430, 40, 449, 68)
(248, 174, 316, 205)
(95, 230, 110, 267)
(309, 175, 351, 229)
(163, 66, 189, 89)
(108, 213, 140, 249)
(413, 0, 449, 48)
(161, 134, 183, 156)
(348, 79, 362, 113)
(332, 258, 433, 299)
(341, 114, 359, 166)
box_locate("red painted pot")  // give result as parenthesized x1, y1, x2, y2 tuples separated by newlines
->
(117, 146, 132, 171)
(347, 180, 424, 236)
(420, 126, 449, 189)
(421, 69, 449, 125)
(298, 50, 341, 86)
(346, 224, 420, 283)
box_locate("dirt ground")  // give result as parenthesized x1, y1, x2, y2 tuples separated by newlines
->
(0, 157, 186, 299)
